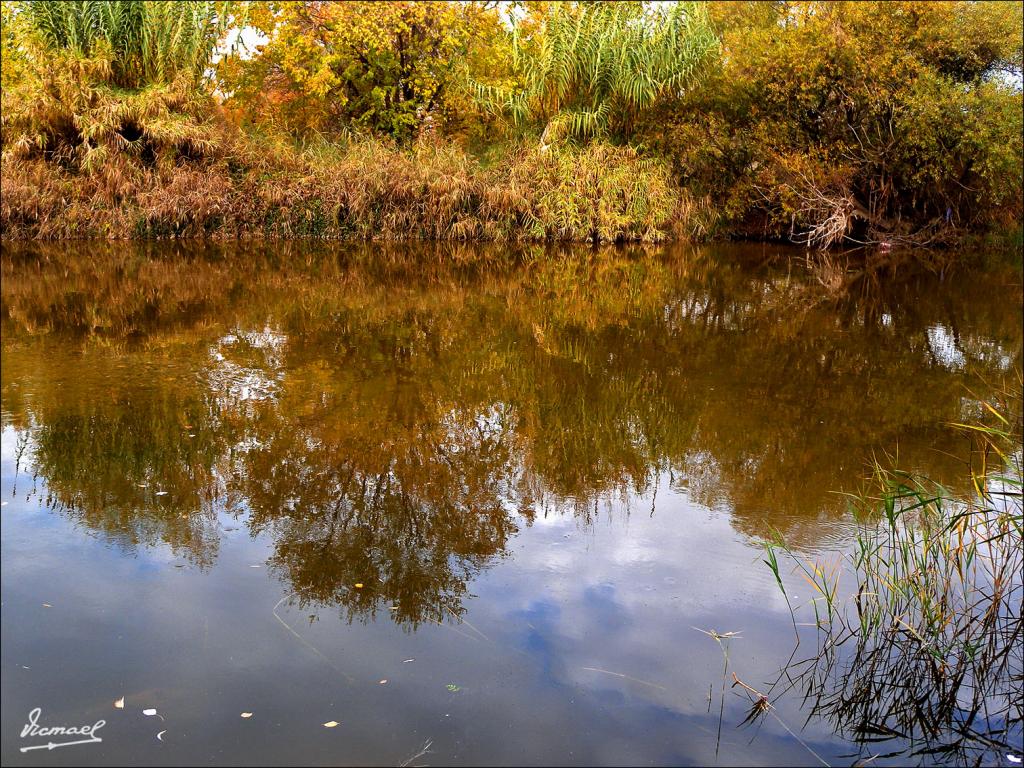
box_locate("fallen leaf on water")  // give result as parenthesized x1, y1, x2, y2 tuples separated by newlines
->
(379, 679, 387, 685)
(354, 583, 364, 589)
(156, 730, 166, 741)
(240, 712, 253, 718)
(114, 697, 125, 709)
(143, 709, 158, 716)
(322, 721, 339, 728)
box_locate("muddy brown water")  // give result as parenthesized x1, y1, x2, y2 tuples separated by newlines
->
(1, 241, 1021, 766)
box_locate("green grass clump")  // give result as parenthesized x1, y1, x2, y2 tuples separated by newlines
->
(763, 383, 1023, 760)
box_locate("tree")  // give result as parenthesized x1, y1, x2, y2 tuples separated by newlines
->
(223, 1, 505, 142)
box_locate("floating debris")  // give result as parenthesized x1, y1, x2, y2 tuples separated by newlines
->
(580, 667, 667, 692)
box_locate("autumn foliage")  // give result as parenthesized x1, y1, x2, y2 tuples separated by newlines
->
(0, 1, 1021, 249)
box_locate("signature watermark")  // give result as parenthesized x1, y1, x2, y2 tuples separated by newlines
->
(19, 707, 105, 752)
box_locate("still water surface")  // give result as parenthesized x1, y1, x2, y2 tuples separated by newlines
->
(1, 242, 1021, 766)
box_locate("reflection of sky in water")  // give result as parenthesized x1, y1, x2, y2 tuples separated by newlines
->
(927, 322, 1015, 371)
(2, 426, 852, 766)
(2, 246, 1021, 765)
(208, 328, 288, 402)
(927, 324, 968, 369)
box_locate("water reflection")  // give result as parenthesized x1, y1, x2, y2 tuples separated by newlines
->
(2, 241, 1021, 633)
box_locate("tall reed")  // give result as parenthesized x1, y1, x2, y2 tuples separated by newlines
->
(472, 2, 718, 143)
(21, 0, 234, 87)
(762, 382, 1023, 762)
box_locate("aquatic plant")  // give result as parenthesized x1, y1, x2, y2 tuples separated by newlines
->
(763, 382, 1023, 763)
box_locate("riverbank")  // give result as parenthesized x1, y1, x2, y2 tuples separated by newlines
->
(1, 136, 714, 243)
(3, 135, 1021, 254)
(2, 2, 1020, 252)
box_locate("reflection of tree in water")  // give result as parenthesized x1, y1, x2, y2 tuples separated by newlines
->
(236, 399, 529, 627)
(6, 368, 227, 568)
(2, 241, 1021, 624)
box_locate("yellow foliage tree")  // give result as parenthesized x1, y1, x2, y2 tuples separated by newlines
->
(223, 1, 507, 142)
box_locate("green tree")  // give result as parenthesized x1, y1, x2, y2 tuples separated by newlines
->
(223, 1, 504, 142)
(660, 1, 1024, 246)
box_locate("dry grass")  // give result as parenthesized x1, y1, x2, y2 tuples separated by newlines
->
(1, 123, 710, 242)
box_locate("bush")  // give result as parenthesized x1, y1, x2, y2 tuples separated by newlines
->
(656, 1, 1024, 247)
